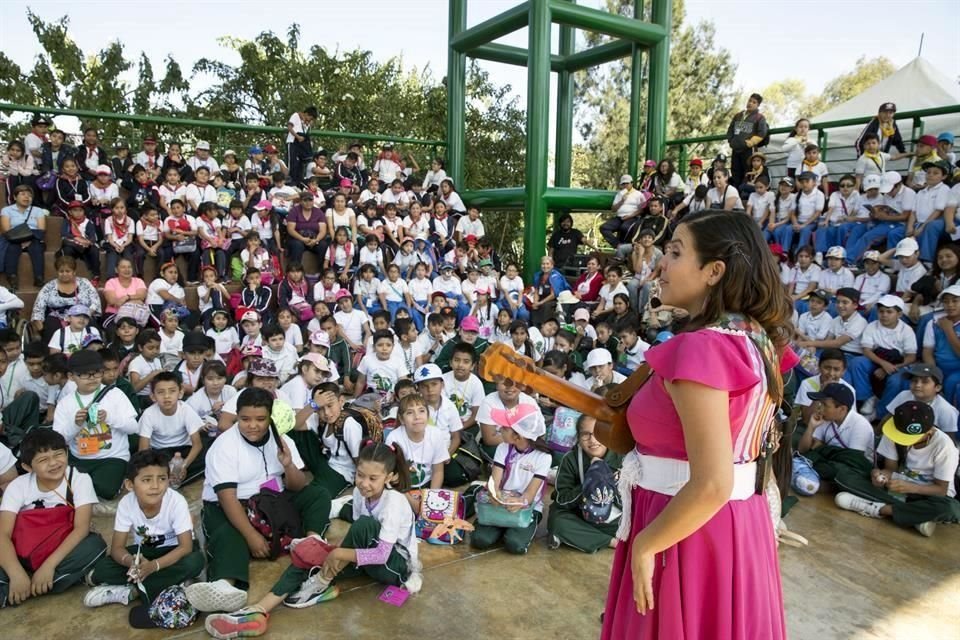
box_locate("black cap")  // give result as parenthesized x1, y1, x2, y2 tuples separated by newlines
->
(809, 289, 830, 302)
(921, 159, 952, 175)
(182, 331, 207, 352)
(128, 604, 159, 629)
(300, 191, 314, 200)
(31, 114, 52, 126)
(879, 102, 897, 112)
(797, 171, 818, 181)
(883, 401, 935, 446)
(807, 382, 855, 409)
(714, 153, 727, 163)
(836, 287, 860, 303)
(904, 363, 944, 384)
(68, 350, 104, 374)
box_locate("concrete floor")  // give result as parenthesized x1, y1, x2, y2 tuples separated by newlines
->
(4, 487, 958, 640)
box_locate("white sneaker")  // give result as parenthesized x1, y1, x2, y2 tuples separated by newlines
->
(915, 521, 936, 537)
(403, 571, 423, 594)
(283, 569, 339, 608)
(185, 579, 248, 612)
(835, 492, 883, 518)
(83, 584, 133, 607)
(860, 396, 877, 420)
(93, 498, 119, 517)
(329, 494, 353, 520)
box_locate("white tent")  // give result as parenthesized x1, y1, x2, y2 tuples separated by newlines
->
(764, 57, 960, 177)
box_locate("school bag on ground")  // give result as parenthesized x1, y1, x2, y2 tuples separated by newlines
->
(579, 454, 619, 525)
(451, 432, 484, 482)
(415, 488, 471, 545)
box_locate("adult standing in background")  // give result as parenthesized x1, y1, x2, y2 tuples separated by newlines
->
(726, 93, 769, 188)
(854, 102, 906, 157)
(287, 106, 319, 186)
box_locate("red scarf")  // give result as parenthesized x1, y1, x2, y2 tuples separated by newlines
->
(69, 215, 86, 239)
(167, 216, 190, 232)
(287, 276, 307, 298)
(111, 214, 129, 238)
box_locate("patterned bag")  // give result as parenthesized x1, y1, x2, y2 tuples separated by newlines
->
(415, 489, 467, 545)
(116, 301, 151, 327)
(145, 585, 197, 629)
(245, 488, 303, 560)
(546, 407, 580, 453)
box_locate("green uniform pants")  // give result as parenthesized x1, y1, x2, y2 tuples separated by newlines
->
(471, 511, 542, 555)
(0, 532, 106, 606)
(288, 430, 351, 497)
(0, 391, 41, 453)
(69, 456, 128, 500)
(803, 444, 874, 482)
(202, 483, 331, 589)
(547, 508, 618, 553)
(90, 541, 204, 602)
(442, 459, 471, 487)
(834, 469, 960, 527)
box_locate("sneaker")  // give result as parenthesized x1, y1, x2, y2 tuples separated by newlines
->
(834, 492, 883, 518)
(290, 534, 335, 569)
(403, 571, 423, 594)
(547, 534, 561, 550)
(329, 494, 353, 520)
(205, 607, 268, 639)
(93, 498, 119, 517)
(915, 521, 936, 537)
(185, 579, 248, 612)
(282, 570, 339, 609)
(860, 396, 878, 421)
(83, 584, 133, 608)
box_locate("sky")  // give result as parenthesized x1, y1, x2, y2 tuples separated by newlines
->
(1, 0, 958, 134)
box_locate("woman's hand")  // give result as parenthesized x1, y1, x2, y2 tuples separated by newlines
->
(631, 540, 656, 615)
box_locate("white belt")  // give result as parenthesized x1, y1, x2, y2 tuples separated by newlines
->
(615, 450, 757, 541)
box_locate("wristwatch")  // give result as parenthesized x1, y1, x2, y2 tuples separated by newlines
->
(309, 400, 320, 411)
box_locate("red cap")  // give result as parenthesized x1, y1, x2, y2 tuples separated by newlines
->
(67, 200, 86, 210)
(917, 134, 937, 147)
(465, 234, 478, 243)
(769, 243, 786, 259)
(689, 157, 703, 167)
(143, 136, 157, 144)
(263, 144, 278, 154)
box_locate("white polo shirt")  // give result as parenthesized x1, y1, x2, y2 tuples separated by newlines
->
(1, 468, 98, 513)
(829, 313, 869, 354)
(885, 391, 958, 434)
(876, 430, 958, 498)
(492, 443, 552, 512)
(202, 425, 304, 502)
(53, 386, 139, 461)
(854, 271, 892, 307)
(861, 320, 917, 355)
(138, 402, 203, 449)
(114, 488, 194, 548)
(812, 410, 875, 460)
(913, 182, 949, 225)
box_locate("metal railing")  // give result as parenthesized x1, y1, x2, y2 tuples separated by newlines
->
(665, 104, 960, 178)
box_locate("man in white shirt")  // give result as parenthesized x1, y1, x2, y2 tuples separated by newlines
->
(600, 174, 647, 248)
(286, 107, 318, 183)
(186, 141, 220, 174)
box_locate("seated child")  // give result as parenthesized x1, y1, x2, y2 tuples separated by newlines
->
(413, 365, 463, 479)
(128, 329, 164, 401)
(616, 325, 650, 375)
(83, 449, 204, 610)
(48, 304, 101, 355)
(356, 330, 406, 402)
(53, 350, 139, 500)
(40, 353, 70, 425)
(138, 372, 205, 487)
(0, 442, 14, 491)
(0, 430, 106, 607)
(177, 331, 209, 397)
(386, 393, 449, 511)
(186, 361, 238, 438)
(278, 353, 330, 412)
(584, 348, 626, 390)
(547, 415, 623, 553)
(834, 402, 960, 537)
(206, 309, 240, 358)
(184, 388, 330, 613)
(203, 443, 421, 638)
(261, 323, 299, 384)
(470, 403, 551, 554)
(881, 364, 958, 441)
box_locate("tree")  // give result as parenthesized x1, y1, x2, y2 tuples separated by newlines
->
(801, 56, 896, 116)
(757, 78, 809, 127)
(573, 0, 739, 189)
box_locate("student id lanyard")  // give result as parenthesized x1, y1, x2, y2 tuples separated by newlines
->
(75, 388, 110, 456)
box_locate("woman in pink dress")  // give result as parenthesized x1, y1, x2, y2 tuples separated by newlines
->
(601, 209, 792, 640)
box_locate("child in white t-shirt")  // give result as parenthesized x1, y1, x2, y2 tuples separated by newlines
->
(386, 394, 449, 505)
(128, 330, 164, 399)
(48, 304, 101, 355)
(137, 372, 205, 486)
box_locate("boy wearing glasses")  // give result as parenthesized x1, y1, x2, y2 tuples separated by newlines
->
(53, 350, 139, 501)
(547, 414, 623, 552)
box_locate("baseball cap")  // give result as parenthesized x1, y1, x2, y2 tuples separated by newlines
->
(903, 363, 943, 384)
(195, 140, 210, 151)
(67, 304, 91, 317)
(182, 331, 208, 352)
(263, 144, 278, 154)
(921, 159, 951, 175)
(240, 345, 262, 358)
(401, 237, 414, 246)
(689, 158, 703, 167)
(779, 176, 795, 188)
(31, 115, 52, 126)
(474, 285, 490, 296)
(825, 246, 846, 259)
(939, 284, 960, 300)
(460, 316, 480, 333)
(413, 363, 443, 384)
(95, 164, 112, 176)
(585, 348, 613, 369)
(619, 174, 633, 185)
(478, 258, 493, 267)
(861, 174, 882, 191)
(808, 289, 830, 302)
(835, 287, 860, 303)
(309, 330, 330, 348)
(876, 294, 906, 312)
(862, 250, 881, 262)
(917, 134, 937, 147)
(488, 403, 545, 440)
(222, 149, 237, 158)
(249, 145, 263, 155)
(573, 308, 591, 322)
(253, 200, 273, 211)
(464, 234, 478, 244)
(882, 401, 935, 446)
(299, 191, 314, 201)
(879, 171, 902, 194)
(67, 200, 86, 210)
(248, 358, 279, 379)
(643, 160, 656, 168)
(440, 262, 455, 272)
(240, 310, 260, 324)
(937, 132, 955, 145)
(894, 237, 919, 257)
(67, 349, 103, 374)
(300, 353, 331, 372)
(797, 171, 817, 182)
(878, 102, 896, 113)
(335, 289, 352, 301)
(114, 140, 130, 149)
(807, 382, 855, 409)
(142, 135, 157, 144)
(714, 153, 727, 163)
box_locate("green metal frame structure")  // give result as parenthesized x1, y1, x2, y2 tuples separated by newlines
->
(447, 0, 672, 277)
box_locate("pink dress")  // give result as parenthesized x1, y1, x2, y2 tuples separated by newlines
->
(601, 328, 786, 640)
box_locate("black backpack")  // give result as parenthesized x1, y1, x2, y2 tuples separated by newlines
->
(580, 454, 618, 525)
(244, 422, 304, 560)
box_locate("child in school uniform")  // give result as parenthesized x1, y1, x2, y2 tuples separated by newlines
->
(128, 329, 163, 402)
(387, 393, 449, 512)
(53, 350, 139, 501)
(278, 353, 329, 413)
(261, 324, 299, 384)
(184, 388, 331, 614)
(548, 415, 623, 553)
(186, 361, 238, 439)
(0, 430, 106, 607)
(83, 449, 204, 610)
(880, 364, 958, 442)
(137, 372, 205, 487)
(796, 290, 833, 343)
(834, 402, 960, 537)
(48, 304, 101, 355)
(470, 403, 552, 554)
(795, 288, 868, 364)
(414, 364, 463, 462)
(203, 442, 421, 639)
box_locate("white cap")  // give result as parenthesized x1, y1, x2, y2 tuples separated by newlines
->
(862, 250, 881, 262)
(240, 310, 260, 323)
(876, 294, 906, 312)
(223, 149, 237, 158)
(879, 171, 902, 194)
(940, 284, 960, 300)
(894, 237, 919, 257)
(95, 164, 112, 175)
(861, 174, 882, 191)
(825, 246, 846, 259)
(195, 140, 211, 151)
(309, 330, 330, 348)
(573, 308, 591, 321)
(619, 174, 633, 185)
(585, 348, 613, 369)
(413, 363, 444, 384)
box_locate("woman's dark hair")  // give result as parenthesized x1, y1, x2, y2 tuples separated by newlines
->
(54, 255, 77, 272)
(788, 118, 811, 138)
(542, 349, 574, 379)
(433, 157, 445, 169)
(676, 209, 793, 399)
(19, 429, 68, 465)
(713, 167, 729, 180)
(932, 244, 960, 284)
(358, 442, 411, 492)
(126, 449, 172, 480)
(236, 386, 274, 414)
(8, 140, 25, 153)
(612, 292, 631, 310)
(656, 159, 675, 181)
(200, 360, 228, 382)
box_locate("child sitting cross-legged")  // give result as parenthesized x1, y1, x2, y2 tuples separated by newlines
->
(834, 401, 960, 537)
(386, 392, 449, 513)
(82, 449, 204, 611)
(137, 371, 206, 488)
(203, 442, 422, 639)
(547, 414, 623, 553)
(184, 388, 331, 615)
(0, 430, 107, 607)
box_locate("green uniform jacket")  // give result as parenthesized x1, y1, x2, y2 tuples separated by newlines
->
(551, 447, 623, 513)
(328, 338, 352, 379)
(435, 337, 489, 373)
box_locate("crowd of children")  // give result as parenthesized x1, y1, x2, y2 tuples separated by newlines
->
(0, 115, 957, 636)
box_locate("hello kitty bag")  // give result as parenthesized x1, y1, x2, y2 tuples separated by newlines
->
(415, 489, 467, 545)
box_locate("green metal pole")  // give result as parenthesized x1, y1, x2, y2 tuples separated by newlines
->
(563, 40, 632, 72)
(644, 0, 671, 162)
(820, 130, 830, 162)
(449, 2, 530, 52)
(447, 0, 467, 189)
(524, 0, 551, 281)
(627, 0, 645, 179)
(471, 43, 565, 71)
(678, 144, 688, 179)
(555, 1, 575, 189)
(550, 0, 666, 45)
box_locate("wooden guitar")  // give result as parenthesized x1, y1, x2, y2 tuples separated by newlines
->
(478, 343, 652, 455)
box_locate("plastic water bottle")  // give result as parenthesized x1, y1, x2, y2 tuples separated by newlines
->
(169, 453, 185, 489)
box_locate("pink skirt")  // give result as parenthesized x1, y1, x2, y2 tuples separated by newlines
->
(601, 486, 786, 640)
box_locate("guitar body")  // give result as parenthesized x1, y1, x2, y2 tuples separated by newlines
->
(478, 343, 650, 455)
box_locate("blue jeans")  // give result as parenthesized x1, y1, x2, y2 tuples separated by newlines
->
(887, 220, 946, 263)
(845, 222, 903, 264)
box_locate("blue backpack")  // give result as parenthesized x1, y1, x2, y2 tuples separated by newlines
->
(580, 454, 618, 525)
